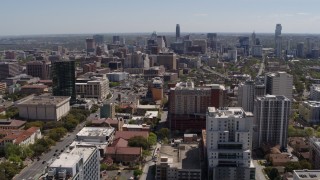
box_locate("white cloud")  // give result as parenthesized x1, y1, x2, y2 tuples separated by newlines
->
(296, 12, 310, 15)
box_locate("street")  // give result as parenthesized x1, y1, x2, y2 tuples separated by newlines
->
(140, 143, 161, 180)
(257, 55, 265, 77)
(253, 160, 267, 180)
(14, 117, 89, 180)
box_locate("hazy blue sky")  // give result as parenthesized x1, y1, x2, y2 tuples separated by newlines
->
(1, 0, 319, 35)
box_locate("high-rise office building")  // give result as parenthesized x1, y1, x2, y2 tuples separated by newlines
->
(275, 24, 282, 58)
(297, 42, 305, 58)
(239, 36, 250, 56)
(157, 53, 177, 70)
(86, 38, 95, 53)
(176, 24, 180, 41)
(254, 95, 291, 149)
(26, 60, 51, 80)
(309, 137, 320, 169)
(306, 37, 312, 55)
(52, 60, 76, 102)
(207, 33, 218, 52)
(193, 39, 208, 54)
(100, 102, 115, 118)
(0, 62, 19, 80)
(206, 107, 255, 180)
(298, 101, 320, 125)
(251, 32, 257, 55)
(113, 36, 120, 44)
(93, 34, 104, 45)
(238, 81, 255, 112)
(169, 82, 225, 132)
(124, 51, 150, 69)
(265, 71, 293, 100)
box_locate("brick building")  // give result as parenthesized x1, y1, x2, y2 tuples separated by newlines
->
(169, 81, 225, 132)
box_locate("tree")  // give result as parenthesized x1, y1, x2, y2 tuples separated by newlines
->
(268, 168, 280, 180)
(128, 136, 149, 150)
(148, 132, 157, 146)
(299, 160, 312, 169)
(48, 127, 67, 141)
(133, 169, 143, 177)
(304, 127, 314, 137)
(285, 162, 301, 172)
(30, 138, 55, 156)
(100, 163, 108, 171)
(157, 128, 170, 140)
(4, 143, 21, 159)
(0, 161, 21, 180)
(90, 104, 99, 113)
(5, 106, 19, 118)
(24, 121, 44, 130)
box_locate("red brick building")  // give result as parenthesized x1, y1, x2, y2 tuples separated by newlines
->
(169, 82, 225, 132)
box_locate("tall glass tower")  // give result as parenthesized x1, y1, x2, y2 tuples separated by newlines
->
(52, 60, 76, 103)
(176, 24, 180, 41)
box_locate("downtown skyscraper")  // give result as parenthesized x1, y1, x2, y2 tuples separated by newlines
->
(176, 24, 180, 41)
(254, 95, 291, 149)
(52, 59, 76, 103)
(275, 24, 282, 58)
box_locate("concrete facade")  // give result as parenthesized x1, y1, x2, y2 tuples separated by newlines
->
(16, 95, 70, 121)
(206, 107, 255, 180)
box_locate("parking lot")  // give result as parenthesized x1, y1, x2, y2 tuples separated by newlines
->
(101, 170, 134, 180)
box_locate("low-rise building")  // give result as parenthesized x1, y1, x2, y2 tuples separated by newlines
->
(310, 84, 320, 101)
(184, 134, 197, 142)
(299, 101, 320, 124)
(0, 127, 42, 147)
(71, 127, 115, 156)
(47, 146, 100, 180)
(16, 95, 70, 121)
(155, 143, 202, 180)
(267, 153, 291, 166)
(114, 131, 149, 140)
(107, 72, 128, 82)
(0, 82, 7, 94)
(91, 118, 124, 131)
(20, 84, 48, 95)
(122, 124, 150, 131)
(293, 170, 320, 180)
(106, 139, 142, 165)
(0, 119, 26, 130)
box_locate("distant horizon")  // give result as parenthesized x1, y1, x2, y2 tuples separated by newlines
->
(1, 31, 320, 38)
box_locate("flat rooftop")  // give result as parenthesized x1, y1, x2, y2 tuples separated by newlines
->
(158, 143, 201, 170)
(310, 138, 320, 148)
(294, 170, 320, 179)
(50, 147, 96, 168)
(303, 101, 320, 107)
(77, 127, 115, 137)
(207, 107, 253, 118)
(17, 95, 70, 106)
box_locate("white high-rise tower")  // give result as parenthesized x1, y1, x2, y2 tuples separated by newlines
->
(206, 107, 255, 180)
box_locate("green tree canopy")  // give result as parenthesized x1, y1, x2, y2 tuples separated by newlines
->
(48, 127, 67, 141)
(148, 132, 157, 146)
(157, 128, 170, 140)
(128, 136, 149, 150)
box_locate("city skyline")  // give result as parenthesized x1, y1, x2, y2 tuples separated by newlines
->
(1, 0, 320, 36)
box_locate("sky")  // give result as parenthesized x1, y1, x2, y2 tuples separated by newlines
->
(1, 0, 320, 36)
